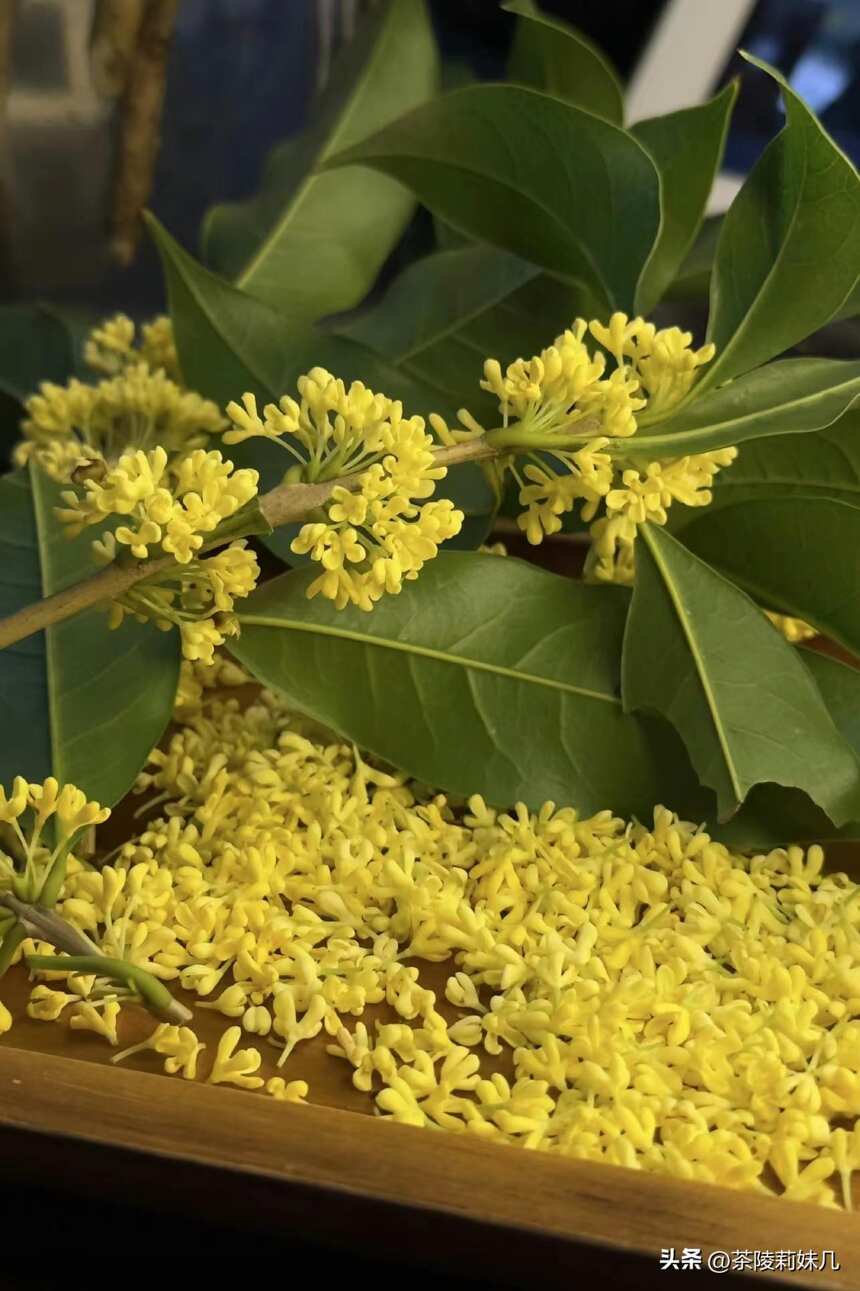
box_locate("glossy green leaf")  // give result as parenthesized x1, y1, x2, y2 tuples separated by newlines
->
(0, 305, 81, 403)
(327, 84, 662, 312)
(835, 278, 860, 323)
(505, 0, 623, 123)
(630, 358, 860, 456)
(632, 83, 737, 313)
(335, 244, 596, 414)
(703, 54, 860, 389)
(149, 215, 496, 558)
(0, 468, 180, 805)
(671, 411, 860, 524)
(664, 216, 722, 301)
(679, 497, 860, 657)
(716, 650, 860, 848)
(232, 552, 706, 818)
(622, 523, 860, 824)
(802, 649, 860, 755)
(201, 0, 438, 322)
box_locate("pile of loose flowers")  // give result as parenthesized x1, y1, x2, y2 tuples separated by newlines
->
(0, 312, 845, 1205)
(3, 657, 860, 1209)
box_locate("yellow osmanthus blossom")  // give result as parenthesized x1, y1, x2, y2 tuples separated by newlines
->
(27, 985, 77, 1020)
(208, 1024, 265, 1089)
(113, 1022, 205, 1079)
(587, 449, 737, 584)
(17, 360, 221, 482)
(105, 540, 260, 666)
(57, 446, 258, 563)
(69, 999, 121, 1045)
(17, 675, 860, 1208)
(588, 314, 715, 417)
(0, 777, 110, 905)
(266, 1076, 309, 1102)
(84, 314, 181, 382)
(431, 312, 734, 582)
(54, 447, 260, 661)
(226, 371, 463, 610)
(174, 655, 252, 716)
(767, 612, 818, 644)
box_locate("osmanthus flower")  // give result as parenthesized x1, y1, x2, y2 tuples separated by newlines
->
(84, 313, 181, 382)
(588, 314, 715, 417)
(55, 446, 260, 662)
(26, 682, 860, 1207)
(207, 1024, 265, 1089)
(587, 447, 737, 584)
(767, 612, 817, 644)
(57, 446, 258, 563)
(266, 1076, 309, 1102)
(0, 777, 110, 906)
(16, 347, 221, 482)
(113, 1022, 206, 1079)
(226, 371, 464, 611)
(430, 312, 734, 580)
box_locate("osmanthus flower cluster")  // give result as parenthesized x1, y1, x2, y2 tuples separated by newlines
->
(430, 312, 736, 584)
(10, 314, 259, 661)
(55, 444, 261, 663)
(226, 369, 463, 610)
(5, 669, 860, 1207)
(16, 315, 220, 483)
(0, 776, 110, 907)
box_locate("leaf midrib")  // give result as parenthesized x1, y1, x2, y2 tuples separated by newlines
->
(29, 465, 64, 787)
(239, 613, 619, 705)
(641, 524, 743, 803)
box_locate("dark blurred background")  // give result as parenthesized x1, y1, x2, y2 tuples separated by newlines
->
(0, 0, 859, 316)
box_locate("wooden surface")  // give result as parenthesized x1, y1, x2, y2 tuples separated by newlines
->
(2, 1040, 860, 1290)
(2, 962, 860, 1289)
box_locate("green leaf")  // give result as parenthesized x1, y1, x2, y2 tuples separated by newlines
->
(326, 83, 662, 313)
(835, 278, 860, 323)
(632, 83, 737, 313)
(715, 650, 860, 848)
(802, 649, 860, 755)
(678, 497, 860, 657)
(664, 216, 722, 302)
(675, 410, 860, 521)
(232, 552, 706, 818)
(622, 523, 860, 824)
(0, 305, 81, 403)
(702, 54, 860, 390)
(201, 0, 438, 322)
(149, 215, 496, 558)
(505, 0, 623, 124)
(630, 358, 860, 456)
(334, 244, 596, 414)
(0, 468, 180, 806)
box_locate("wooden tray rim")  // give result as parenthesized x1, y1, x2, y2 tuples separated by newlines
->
(1, 1044, 858, 1288)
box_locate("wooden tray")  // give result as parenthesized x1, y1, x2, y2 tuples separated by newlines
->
(2, 959, 859, 1290)
(3, 540, 859, 1287)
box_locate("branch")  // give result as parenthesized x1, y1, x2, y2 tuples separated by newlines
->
(0, 891, 101, 956)
(0, 439, 498, 651)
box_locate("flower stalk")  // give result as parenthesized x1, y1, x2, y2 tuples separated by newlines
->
(25, 953, 192, 1024)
